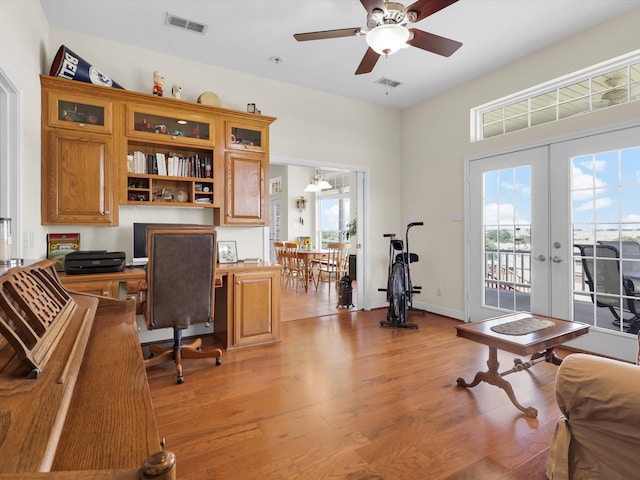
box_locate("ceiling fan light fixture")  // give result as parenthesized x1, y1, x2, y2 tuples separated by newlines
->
(366, 24, 410, 55)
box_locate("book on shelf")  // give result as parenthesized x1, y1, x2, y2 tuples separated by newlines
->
(156, 153, 167, 175)
(47, 233, 80, 271)
(243, 257, 262, 264)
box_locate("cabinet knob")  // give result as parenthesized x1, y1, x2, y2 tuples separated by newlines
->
(102, 291, 109, 296)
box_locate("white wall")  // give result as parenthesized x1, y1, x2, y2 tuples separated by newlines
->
(38, 24, 401, 305)
(402, 7, 640, 320)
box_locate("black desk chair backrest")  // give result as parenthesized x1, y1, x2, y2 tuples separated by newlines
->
(139, 226, 222, 383)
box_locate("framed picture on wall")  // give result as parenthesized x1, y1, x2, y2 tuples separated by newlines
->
(218, 240, 238, 264)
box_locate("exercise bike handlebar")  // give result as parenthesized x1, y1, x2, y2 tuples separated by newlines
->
(407, 222, 424, 228)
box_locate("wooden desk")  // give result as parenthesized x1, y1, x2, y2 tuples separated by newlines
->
(456, 312, 589, 417)
(59, 262, 283, 350)
(59, 267, 146, 298)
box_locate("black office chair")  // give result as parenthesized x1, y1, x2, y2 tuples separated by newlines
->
(575, 244, 640, 334)
(138, 226, 222, 384)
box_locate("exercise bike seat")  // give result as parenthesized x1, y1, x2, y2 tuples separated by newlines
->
(395, 252, 419, 263)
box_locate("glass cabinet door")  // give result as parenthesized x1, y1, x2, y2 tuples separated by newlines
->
(47, 91, 112, 133)
(226, 121, 267, 153)
(126, 106, 214, 147)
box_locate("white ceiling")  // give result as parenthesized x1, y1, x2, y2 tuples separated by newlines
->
(40, 0, 639, 110)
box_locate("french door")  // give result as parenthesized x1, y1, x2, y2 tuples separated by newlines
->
(468, 146, 567, 322)
(467, 125, 640, 360)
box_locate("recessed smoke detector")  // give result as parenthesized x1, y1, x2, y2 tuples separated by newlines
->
(165, 13, 208, 35)
(375, 77, 402, 88)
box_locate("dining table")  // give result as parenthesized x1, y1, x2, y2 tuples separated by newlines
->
(295, 248, 328, 292)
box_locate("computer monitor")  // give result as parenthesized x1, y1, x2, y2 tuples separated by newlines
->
(132, 222, 210, 265)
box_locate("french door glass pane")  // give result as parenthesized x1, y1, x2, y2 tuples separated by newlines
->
(571, 146, 640, 333)
(483, 166, 531, 311)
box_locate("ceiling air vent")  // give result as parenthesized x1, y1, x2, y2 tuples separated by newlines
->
(165, 13, 208, 35)
(375, 77, 402, 88)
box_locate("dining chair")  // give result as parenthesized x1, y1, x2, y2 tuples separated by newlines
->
(314, 242, 350, 291)
(284, 241, 306, 289)
(274, 241, 288, 287)
(137, 226, 223, 384)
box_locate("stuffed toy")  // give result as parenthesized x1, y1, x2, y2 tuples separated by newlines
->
(171, 84, 182, 100)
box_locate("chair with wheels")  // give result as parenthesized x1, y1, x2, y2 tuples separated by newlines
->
(137, 225, 222, 384)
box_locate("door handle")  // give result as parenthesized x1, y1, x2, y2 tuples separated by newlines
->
(534, 254, 546, 262)
(552, 256, 566, 263)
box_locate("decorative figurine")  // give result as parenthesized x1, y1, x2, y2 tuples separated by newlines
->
(152, 71, 164, 96)
(171, 84, 182, 100)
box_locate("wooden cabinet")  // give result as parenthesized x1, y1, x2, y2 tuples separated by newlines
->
(214, 119, 270, 226)
(41, 75, 276, 226)
(41, 82, 116, 225)
(215, 151, 268, 225)
(233, 269, 280, 347)
(42, 129, 116, 225)
(214, 263, 281, 349)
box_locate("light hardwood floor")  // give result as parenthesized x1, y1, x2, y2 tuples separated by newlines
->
(147, 287, 564, 479)
(281, 277, 358, 322)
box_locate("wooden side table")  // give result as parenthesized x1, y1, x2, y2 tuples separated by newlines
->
(456, 312, 589, 417)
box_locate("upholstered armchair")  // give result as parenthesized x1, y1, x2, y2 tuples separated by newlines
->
(546, 339, 640, 479)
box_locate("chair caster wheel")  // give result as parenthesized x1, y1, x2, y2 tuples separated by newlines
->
(177, 376, 184, 384)
(216, 357, 222, 366)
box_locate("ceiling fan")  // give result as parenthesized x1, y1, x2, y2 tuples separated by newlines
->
(595, 75, 629, 107)
(293, 0, 462, 75)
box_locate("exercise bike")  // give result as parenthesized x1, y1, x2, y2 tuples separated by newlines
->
(379, 222, 424, 328)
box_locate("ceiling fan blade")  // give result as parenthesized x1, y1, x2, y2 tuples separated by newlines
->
(360, 0, 386, 14)
(407, 28, 462, 57)
(355, 47, 380, 75)
(294, 27, 362, 42)
(406, 0, 459, 22)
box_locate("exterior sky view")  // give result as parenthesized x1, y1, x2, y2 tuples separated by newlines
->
(572, 147, 640, 241)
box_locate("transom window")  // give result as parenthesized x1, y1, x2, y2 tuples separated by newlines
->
(474, 50, 640, 141)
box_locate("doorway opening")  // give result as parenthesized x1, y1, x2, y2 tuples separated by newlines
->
(0, 66, 21, 257)
(268, 158, 368, 316)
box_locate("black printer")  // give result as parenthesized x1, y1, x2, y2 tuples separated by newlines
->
(64, 250, 126, 274)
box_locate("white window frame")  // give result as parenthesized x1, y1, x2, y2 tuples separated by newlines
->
(472, 49, 640, 142)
